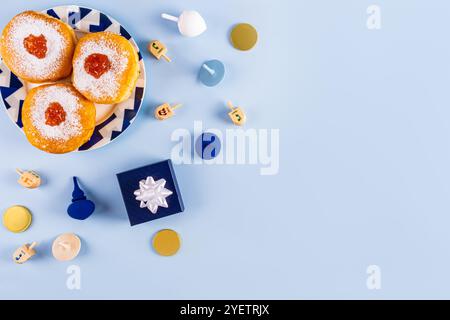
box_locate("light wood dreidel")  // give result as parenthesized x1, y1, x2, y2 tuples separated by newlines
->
(227, 101, 246, 126)
(148, 40, 171, 62)
(13, 242, 37, 264)
(155, 103, 182, 120)
(52, 233, 81, 261)
(16, 169, 41, 189)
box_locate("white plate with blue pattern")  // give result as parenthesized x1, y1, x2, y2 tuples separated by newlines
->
(0, 5, 146, 152)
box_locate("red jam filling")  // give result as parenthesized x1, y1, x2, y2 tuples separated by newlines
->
(45, 102, 67, 127)
(23, 34, 48, 59)
(84, 53, 111, 79)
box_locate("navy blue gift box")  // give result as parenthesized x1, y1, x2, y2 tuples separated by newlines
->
(116, 160, 184, 226)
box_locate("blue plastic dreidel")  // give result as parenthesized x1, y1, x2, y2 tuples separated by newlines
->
(195, 132, 221, 160)
(198, 60, 225, 87)
(67, 177, 95, 220)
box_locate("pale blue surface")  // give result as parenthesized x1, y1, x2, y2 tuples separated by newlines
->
(1, 0, 450, 299)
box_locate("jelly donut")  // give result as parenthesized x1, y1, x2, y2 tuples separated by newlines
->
(22, 83, 96, 154)
(0, 11, 76, 83)
(72, 32, 140, 104)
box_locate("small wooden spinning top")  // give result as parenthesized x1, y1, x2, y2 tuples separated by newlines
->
(16, 169, 41, 189)
(154, 103, 183, 120)
(13, 242, 37, 264)
(67, 177, 95, 220)
(148, 40, 171, 62)
(52, 233, 81, 261)
(227, 101, 246, 126)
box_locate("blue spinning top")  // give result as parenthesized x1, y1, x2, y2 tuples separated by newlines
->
(67, 177, 95, 220)
(195, 132, 222, 160)
(198, 60, 225, 87)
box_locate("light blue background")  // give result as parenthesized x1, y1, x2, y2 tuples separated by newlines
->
(0, 0, 448, 299)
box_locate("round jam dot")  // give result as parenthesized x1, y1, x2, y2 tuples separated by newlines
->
(45, 102, 67, 127)
(23, 34, 48, 59)
(84, 53, 111, 79)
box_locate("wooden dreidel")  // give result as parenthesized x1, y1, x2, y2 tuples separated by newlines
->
(67, 177, 95, 220)
(13, 242, 37, 264)
(155, 103, 182, 120)
(52, 233, 81, 261)
(227, 101, 246, 126)
(16, 169, 41, 189)
(148, 40, 171, 62)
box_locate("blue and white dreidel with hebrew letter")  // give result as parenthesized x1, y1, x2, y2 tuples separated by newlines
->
(195, 132, 222, 160)
(67, 177, 95, 220)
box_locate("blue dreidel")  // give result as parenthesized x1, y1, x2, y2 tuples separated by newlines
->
(67, 177, 95, 220)
(195, 132, 221, 160)
(198, 60, 225, 87)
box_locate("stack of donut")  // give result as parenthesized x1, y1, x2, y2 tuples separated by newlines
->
(0, 11, 140, 154)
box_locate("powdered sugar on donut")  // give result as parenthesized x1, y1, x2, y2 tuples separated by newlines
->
(30, 85, 82, 140)
(6, 13, 68, 80)
(73, 36, 129, 100)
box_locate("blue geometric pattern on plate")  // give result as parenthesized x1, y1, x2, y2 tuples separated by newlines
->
(0, 5, 147, 152)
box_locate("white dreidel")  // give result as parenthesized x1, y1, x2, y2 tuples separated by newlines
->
(161, 11, 207, 37)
